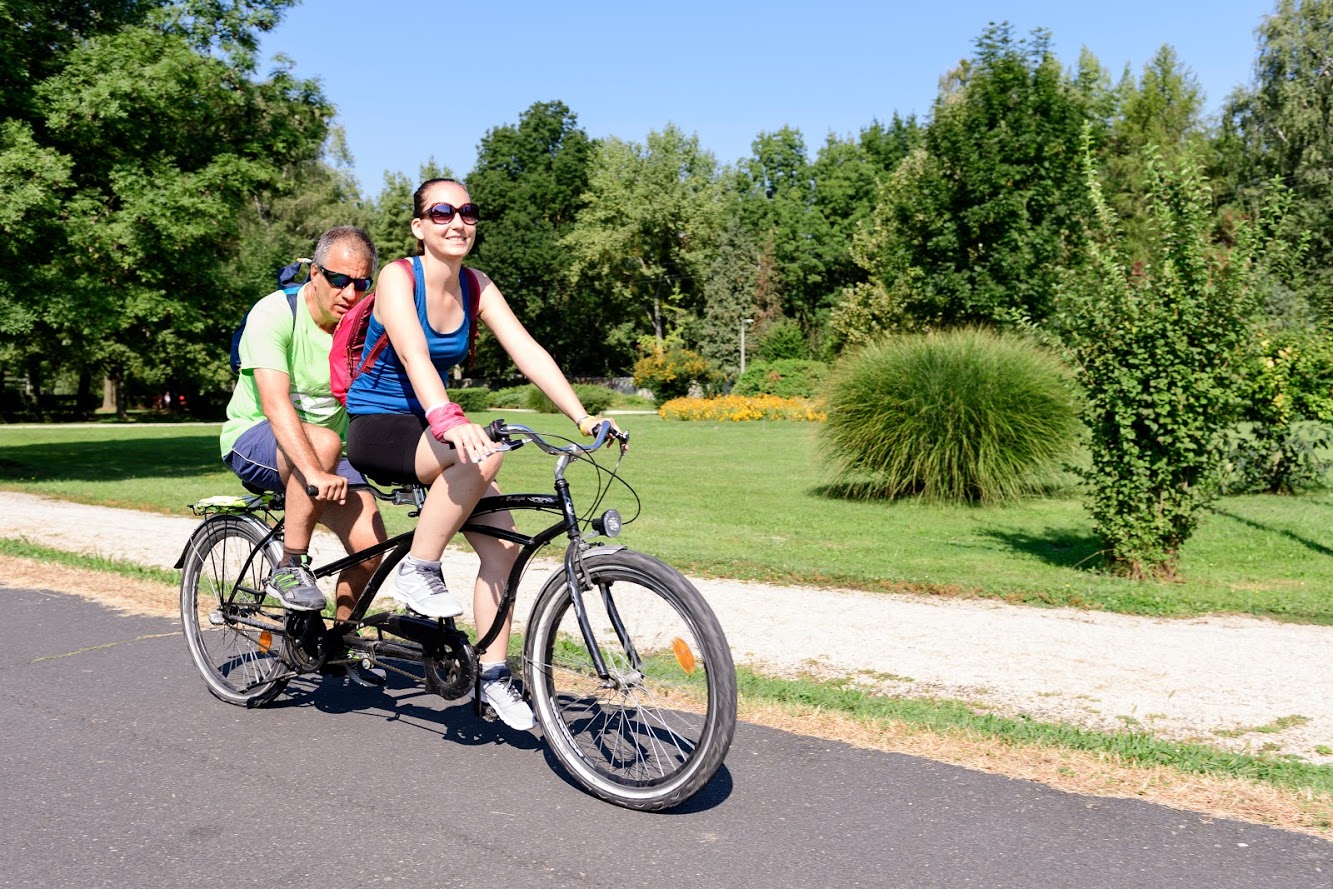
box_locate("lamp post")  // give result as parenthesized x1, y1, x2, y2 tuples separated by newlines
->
(739, 318, 753, 376)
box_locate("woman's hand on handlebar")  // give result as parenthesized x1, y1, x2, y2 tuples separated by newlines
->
(442, 421, 503, 464)
(579, 416, 629, 451)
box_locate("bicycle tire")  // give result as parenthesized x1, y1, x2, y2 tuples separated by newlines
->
(523, 548, 737, 811)
(180, 515, 290, 707)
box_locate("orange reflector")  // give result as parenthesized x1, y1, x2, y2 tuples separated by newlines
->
(672, 637, 696, 674)
(258, 630, 272, 652)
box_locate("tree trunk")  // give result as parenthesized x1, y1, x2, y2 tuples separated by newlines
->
(76, 369, 93, 415)
(101, 377, 116, 413)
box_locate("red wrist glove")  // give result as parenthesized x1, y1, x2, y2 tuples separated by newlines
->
(425, 403, 469, 442)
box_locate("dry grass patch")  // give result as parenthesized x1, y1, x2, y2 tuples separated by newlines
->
(0, 555, 178, 618)
(738, 698, 1333, 838)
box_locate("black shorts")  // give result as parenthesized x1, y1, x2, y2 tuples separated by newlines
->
(347, 413, 428, 485)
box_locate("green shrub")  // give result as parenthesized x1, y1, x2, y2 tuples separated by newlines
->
(733, 359, 828, 398)
(1222, 421, 1331, 494)
(633, 347, 718, 401)
(1056, 152, 1290, 577)
(820, 328, 1079, 504)
(449, 387, 492, 413)
(525, 383, 617, 415)
(489, 385, 533, 409)
(756, 318, 809, 361)
(1229, 330, 1333, 493)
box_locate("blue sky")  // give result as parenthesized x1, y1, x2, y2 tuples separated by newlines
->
(257, 1, 1273, 192)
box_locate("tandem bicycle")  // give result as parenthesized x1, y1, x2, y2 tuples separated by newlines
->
(176, 420, 737, 811)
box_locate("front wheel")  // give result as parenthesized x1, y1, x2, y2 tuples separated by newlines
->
(523, 548, 737, 811)
(180, 515, 289, 707)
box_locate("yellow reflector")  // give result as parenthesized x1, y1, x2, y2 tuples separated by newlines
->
(258, 630, 272, 652)
(672, 637, 696, 674)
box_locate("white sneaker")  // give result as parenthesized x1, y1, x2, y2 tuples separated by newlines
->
(390, 558, 463, 619)
(480, 667, 536, 731)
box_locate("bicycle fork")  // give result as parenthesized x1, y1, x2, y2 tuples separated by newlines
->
(554, 462, 642, 684)
(564, 546, 644, 685)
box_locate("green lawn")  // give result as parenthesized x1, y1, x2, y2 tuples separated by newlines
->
(3, 415, 1331, 623)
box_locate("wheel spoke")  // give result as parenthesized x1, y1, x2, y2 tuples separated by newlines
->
(180, 517, 290, 707)
(525, 551, 736, 809)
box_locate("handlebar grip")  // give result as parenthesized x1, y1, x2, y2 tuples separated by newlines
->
(592, 420, 629, 448)
(305, 484, 318, 497)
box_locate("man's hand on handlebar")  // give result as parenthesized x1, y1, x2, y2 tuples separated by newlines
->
(304, 469, 348, 504)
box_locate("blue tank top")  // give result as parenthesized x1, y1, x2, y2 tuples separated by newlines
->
(345, 255, 474, 415)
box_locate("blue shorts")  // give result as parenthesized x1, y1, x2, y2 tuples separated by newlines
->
(224, 420, 365, 494)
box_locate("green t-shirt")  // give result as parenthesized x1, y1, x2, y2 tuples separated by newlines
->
(219, 288, 348, 456)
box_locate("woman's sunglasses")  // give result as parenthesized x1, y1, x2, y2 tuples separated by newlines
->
(316, 266, 373, 292)
(423, 202, 480, 225)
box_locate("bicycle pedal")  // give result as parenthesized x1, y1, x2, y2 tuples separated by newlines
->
(343, 656, 386, 687)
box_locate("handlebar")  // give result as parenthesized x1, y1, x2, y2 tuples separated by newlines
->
(301, 420, 626, 504)
(486, 418, 629, 456)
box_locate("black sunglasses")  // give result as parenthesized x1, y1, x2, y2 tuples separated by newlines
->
(423, 202, 480, 225)
(316, 266, 372, 292)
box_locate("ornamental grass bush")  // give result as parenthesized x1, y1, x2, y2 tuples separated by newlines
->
(820, 327, 1079, 503)
(659, 395, 825, 422)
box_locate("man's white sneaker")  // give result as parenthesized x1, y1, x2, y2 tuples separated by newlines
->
(390, 557, 463, 619)
(480, 666, 535, 731)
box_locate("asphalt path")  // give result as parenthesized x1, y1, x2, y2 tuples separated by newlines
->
(2, 587, 1328, 889)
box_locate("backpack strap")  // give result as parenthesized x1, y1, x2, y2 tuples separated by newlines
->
(282, 285, 300, 320)
(353, 259, 412, 379)
(461, 267, 482, 369)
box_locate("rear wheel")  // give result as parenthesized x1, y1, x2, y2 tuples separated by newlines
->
(523, 549, 736, 811)
(180, 516, 289, 707)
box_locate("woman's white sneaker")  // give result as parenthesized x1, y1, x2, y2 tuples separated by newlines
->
(390, 557, 463, 619)
(480, 665, 535, 730)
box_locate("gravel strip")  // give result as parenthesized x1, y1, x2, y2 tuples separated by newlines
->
(2, 489, 1330, 762)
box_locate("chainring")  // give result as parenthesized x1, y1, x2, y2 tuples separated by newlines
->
(423, 629, 477, 700)
(281, 611, 324, 672)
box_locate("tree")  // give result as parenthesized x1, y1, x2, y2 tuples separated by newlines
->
(690, 216, 763, 375)
(732, 127, 881, 355)
(465, 101, 596, 375)
(858, 113, 923, 175)
(565, 124, 722, 368)
(1216, 0, 1333, 320)
(0, 0, 329, 416)
(1101, 45, 1208, 258)
(833, 23, 1096, 342)
(735, 127, 822, 332)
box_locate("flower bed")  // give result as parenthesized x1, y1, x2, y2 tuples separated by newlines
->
(658, 395, 825, 422)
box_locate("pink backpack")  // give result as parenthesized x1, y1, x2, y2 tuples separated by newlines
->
(330, 258, 481, 406)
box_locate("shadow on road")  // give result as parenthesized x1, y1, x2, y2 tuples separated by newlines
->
(271, 673, 735, 812)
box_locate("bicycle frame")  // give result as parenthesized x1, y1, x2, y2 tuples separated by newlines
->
(216, 421, 631, 684)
